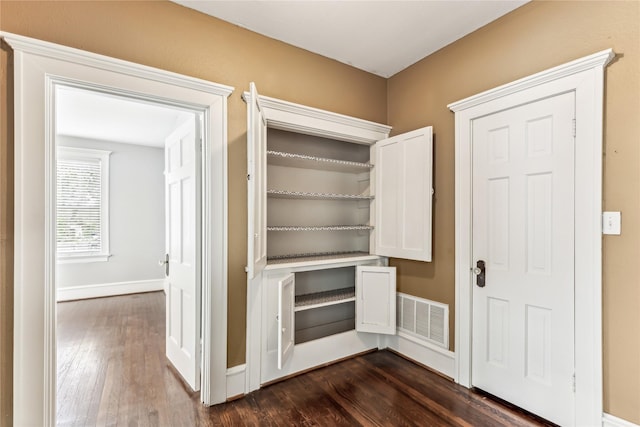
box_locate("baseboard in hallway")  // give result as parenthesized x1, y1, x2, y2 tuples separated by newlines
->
(56, 279, 165, 301)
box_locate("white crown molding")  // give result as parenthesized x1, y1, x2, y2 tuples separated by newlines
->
(0, 31, 234, 98)
(448, 48, 615, 112)
(242, 90, 391, 143)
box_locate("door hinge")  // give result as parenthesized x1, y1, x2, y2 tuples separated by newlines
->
(247, 174, 251, 181)
(572, 373, 576, 392)
(572, 119, 576, 138)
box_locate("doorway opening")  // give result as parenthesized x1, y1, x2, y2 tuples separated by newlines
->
(54, 85, 203, 423)
(4, 32, 232, 426)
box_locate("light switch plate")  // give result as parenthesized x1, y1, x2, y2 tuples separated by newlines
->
(602, 211, 621, 235)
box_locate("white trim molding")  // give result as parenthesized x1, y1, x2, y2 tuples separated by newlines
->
(603, 414, 640, 427)
(384, 333, 455, 379)
(449, 49, 614, 427)
(226, 364, 247, 400)
(242, 90, 391, 144)
(2, 32, 231, 426)
(56, 279, 165, 302)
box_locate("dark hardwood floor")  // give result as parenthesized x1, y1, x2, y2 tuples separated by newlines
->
(57, 292, 554, 426)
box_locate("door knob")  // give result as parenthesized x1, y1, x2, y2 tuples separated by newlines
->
(474, 260, 486, 287)
(159, 254, 169, 276)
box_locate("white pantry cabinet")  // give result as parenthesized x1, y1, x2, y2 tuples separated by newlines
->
(244, 82, 433, 385)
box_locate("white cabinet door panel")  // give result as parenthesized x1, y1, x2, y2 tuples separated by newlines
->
(375, 126, 432, 261)
(247, 82, 267, 279)
(277, 273, 295, 369)
(355, 266, 396, 334)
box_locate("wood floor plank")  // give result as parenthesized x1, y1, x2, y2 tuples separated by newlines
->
(57, 292, 556, 426)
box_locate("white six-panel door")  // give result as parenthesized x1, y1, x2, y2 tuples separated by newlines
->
(165, 115, 201, 391)
(471, 92, 575, 425)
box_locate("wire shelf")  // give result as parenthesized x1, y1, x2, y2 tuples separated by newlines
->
(295, 287, 356, 312)
(267, 150, 373, 172)
(267, 225, 373, 232)
(267, 189, 373, 200)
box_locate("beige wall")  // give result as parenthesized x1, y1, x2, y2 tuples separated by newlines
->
(1, 0, 639, 424)
(387, 1, 639, 423)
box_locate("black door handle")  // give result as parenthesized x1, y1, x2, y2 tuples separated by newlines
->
(474, 260, 486, 287)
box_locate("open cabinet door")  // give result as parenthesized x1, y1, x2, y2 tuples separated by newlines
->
(375, 126, 433, 262)
(355, 266, 396, 334)
(246, 82, 268, 279)
(164, 115, 201, 391)
(278, 273, 295, 369)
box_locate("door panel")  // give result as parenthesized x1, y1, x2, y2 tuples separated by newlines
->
(375, 127, 432, 261)
(165, 115, 201, 391)
(355, 266, 396, 334)
(472, 92, 575, 425)
(246, 82, 267, 279)
(278, 273, 295, 369)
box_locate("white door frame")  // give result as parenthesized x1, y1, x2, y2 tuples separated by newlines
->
(449, 49, 614, 426)
(2, 32, 232, 426)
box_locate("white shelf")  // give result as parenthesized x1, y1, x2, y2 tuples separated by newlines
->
(295, 318, 355, 345)
(267, 225, 373, 232)
(295, 287, 356, 312)
(267, 189, 373, 201)
(267, 150, 372, 173)
(266, 252, 378, 268)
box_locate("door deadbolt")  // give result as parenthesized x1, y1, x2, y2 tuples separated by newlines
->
(474, 260, 486, 287)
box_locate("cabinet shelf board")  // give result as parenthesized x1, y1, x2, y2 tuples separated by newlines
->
(267, 225, 373, 232)
(267, 189, 373, 201)
(265, 253, 379, 269)
(295, 318, 355, 345)
(268, 150, 372, 173)
(295, 287, 356, 312)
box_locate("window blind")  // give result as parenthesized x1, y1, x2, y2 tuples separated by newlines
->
(56, 158, 103, 253)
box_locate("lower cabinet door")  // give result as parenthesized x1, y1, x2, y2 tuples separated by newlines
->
(355, 266, 397, 334)
(277, 273, 295, 369)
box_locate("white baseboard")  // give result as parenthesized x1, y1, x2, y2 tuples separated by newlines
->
(57, 279, 165, 301)
(385, 331, 456, 379)
(226, 364, 246, 400)
(603, 413, 640, 427)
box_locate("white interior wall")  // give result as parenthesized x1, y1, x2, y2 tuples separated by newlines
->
(56, 136, 165, 293)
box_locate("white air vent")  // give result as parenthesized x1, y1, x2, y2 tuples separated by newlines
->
(396, 293, 448, 349)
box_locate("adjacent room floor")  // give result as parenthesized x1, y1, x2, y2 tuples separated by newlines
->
(57, 292, 554, 426)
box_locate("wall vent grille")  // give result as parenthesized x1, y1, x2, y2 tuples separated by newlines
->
(396, 293, 448, 349)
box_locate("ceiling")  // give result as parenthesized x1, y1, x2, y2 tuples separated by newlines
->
(56, 86, 193, 148)
(172, 0, 529, 78)
(57, 1, 529, 144)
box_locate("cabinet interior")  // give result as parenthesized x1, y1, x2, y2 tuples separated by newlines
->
(293, 267, 356, 344)
(266, 129, 373, 263)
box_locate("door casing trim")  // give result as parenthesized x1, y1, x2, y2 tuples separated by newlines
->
(449, 49, 614, 426)
(2, 31, 232, 426)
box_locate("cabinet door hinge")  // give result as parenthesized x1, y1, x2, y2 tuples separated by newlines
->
(572, 372, 576, 392)
(247, 174, 251, 181)
(572, 119, 576, 138)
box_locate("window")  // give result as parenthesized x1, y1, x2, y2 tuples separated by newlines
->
(56, 147, 111, 262)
